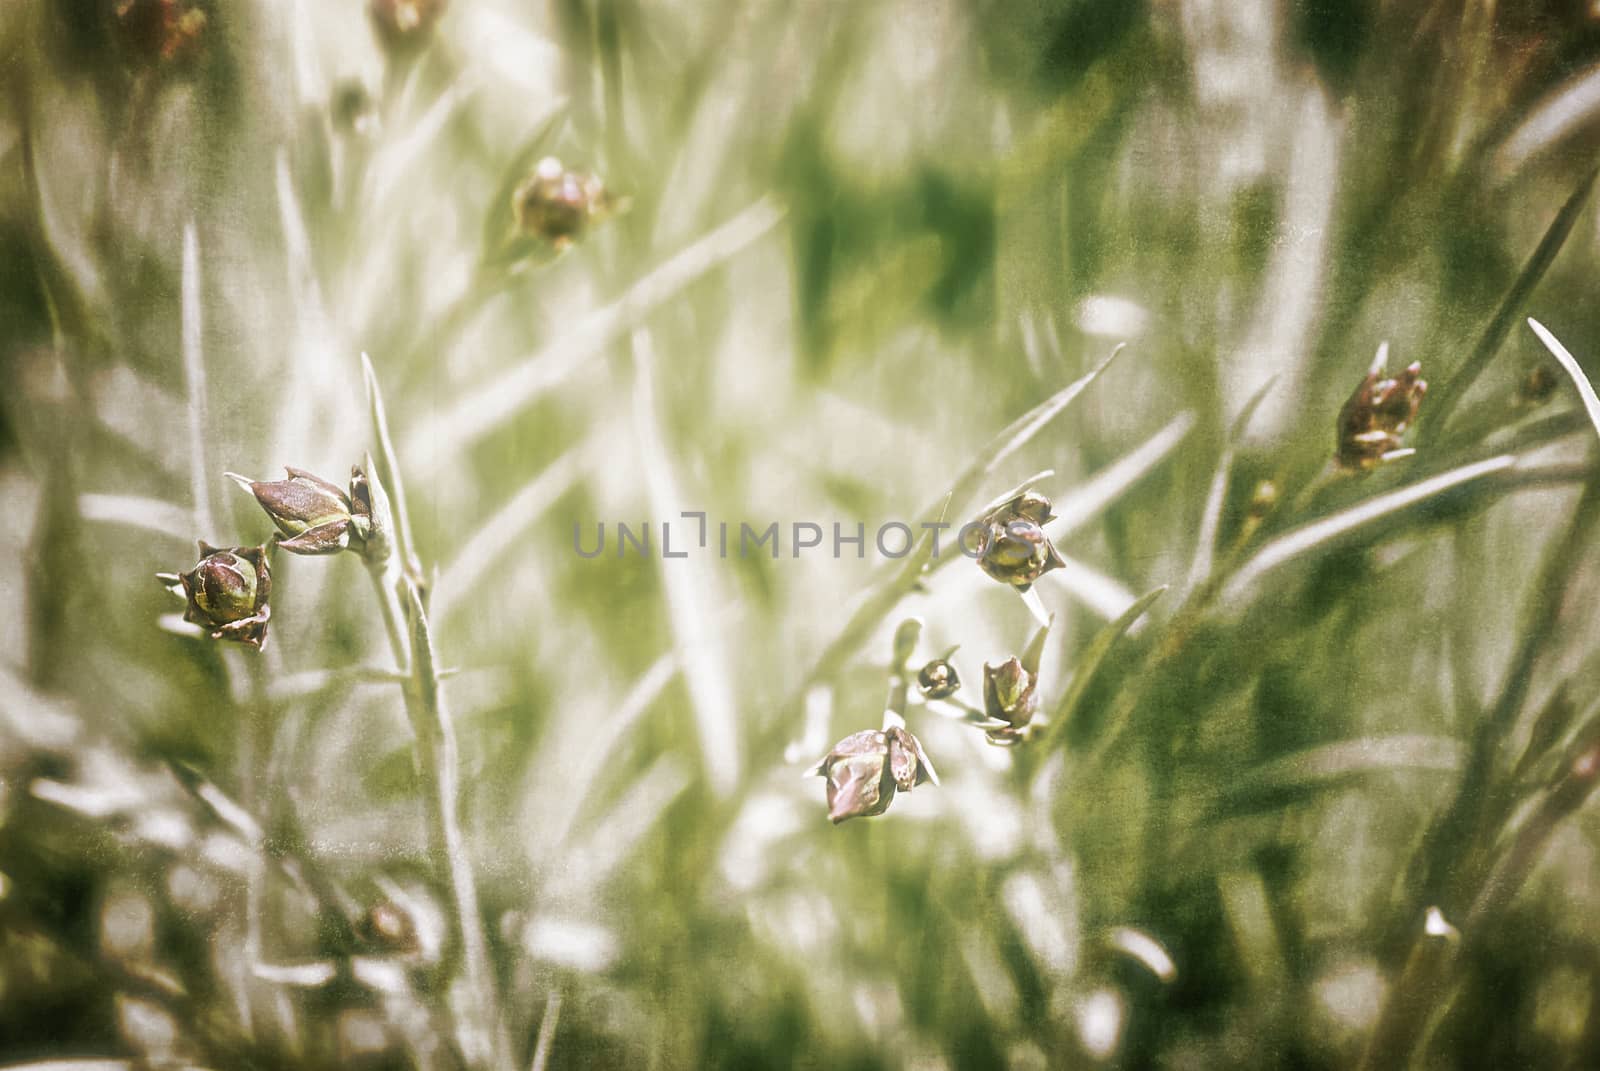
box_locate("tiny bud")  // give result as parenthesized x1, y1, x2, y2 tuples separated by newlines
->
(1335, 359, 1427, 471)
(973, 492, 1067, 592)
(513, 157, 619, 248)
(983, 656, 1039, 745)
(916, 658, 961, 701)
(159, 542, 272, 648)
(809, 726, 937, 824)
(1248, 479, 1279, 520)
(113, 0, 207, 68)
(369, 0, 448, 51)
(359, 900, 419, 954)
(1517, 362, 1560, 408)
(349, 457, 394, 568)
(229, 468, 355, 556)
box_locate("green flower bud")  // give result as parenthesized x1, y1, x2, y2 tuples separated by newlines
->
(228, 468, 354, 556)
(808, 726, 938, 824)
(513, 157, 619, 248)
(1336, 359, 1427, 471)
(158, 542, 272, 648)
(982, 657, 1038, 745)
(916, 658, 961, 701)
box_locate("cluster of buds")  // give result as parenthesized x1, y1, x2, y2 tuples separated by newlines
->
(808, 726, 938, 824)
(971, 490, 1066, 592)
(369, 0, 448, 51)
(513, 157, 621, 249)
(1335, 357, 1427, 471)
(112, 0, 207, 67)
(157, 462, 391, 651)
(158, 543, 272, 649)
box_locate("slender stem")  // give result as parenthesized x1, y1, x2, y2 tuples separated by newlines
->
(366, 562, 507, 1070)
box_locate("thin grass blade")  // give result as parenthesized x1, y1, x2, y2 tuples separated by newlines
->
(1527, 317, 1600, 446)
(1035, 585, 1167, 760)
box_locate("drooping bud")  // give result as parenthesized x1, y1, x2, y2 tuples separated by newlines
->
(157, 542, 272, 648)
(916, 658, 961, 701)
(513, 157, 620, 249)
(369, 0, 448, 52)
(982, 657, 1039, 745)
(971, 491, 1067, 592)
(228, 468, 355, 556)
(1335, 359, 1427, 470)
(808, 726, 938, 824)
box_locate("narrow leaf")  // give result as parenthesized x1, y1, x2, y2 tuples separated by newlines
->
(1208, 735, 1463, 819)
(180, 222, 212, 537)
(1036, 585, 1167, 759)
(1527, 317, 1600, 447)
(361, 353, 422, 583)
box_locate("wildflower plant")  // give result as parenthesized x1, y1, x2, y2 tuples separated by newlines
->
(6, 2, 1600, 1070)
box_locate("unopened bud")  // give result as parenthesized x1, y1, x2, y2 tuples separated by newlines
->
(113, 0, 207, 68)
(808, 726, 938, 824)
(229, 468, 355, 556)
(157, 542, 272, 648)
(1336, 359, 1427, 471)
(360, 900, 419, 954)
(972, 492, 1066, 592)
(513, 157, 620, 248)
(983, 657, 1039, 745)
(916, 658, 961, 701)
(369, 0, 448, 51)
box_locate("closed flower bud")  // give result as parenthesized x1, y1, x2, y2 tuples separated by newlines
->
(369, 0, 448, 51)
(916, 658, 961, 701)
(158, 542, 272, 648)
(113, 0, 207, 68)
(348, 459, 394, 567)
(970, 491, 1066, 591)
(359, 900, 419, 955)
(808, 726, 938, 824)
(513, 157, 618, 248)
(228, 468, 355, 556)
(983, 657, 1039, 745)
(1335, 360, 1427, 470)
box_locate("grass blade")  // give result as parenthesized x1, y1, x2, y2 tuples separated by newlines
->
(632, 331, 740, 796)
(1219, 455, 1517, 609)
(181, 222, 213, 538)
(1427, 167, 1598, 438)
(1049, 410, 1195, 538)
(1526, 317, 1600, 447)
(1207, 735, 1463, 819)
(361, 353, 423, 585)
(77, 494, 191, 539)
(405, 197, 786, 467)
(1035, 585, 1167, 760)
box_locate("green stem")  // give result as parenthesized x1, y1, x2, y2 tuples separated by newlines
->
(366, 561, 507, 1070)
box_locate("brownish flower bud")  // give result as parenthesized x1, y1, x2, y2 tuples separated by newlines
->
(369, 0, 448, 51)
(359, 900, 419, 954)
(916, 658, 961, 701)
(808, 726, 938, 824)
(228, 468, 355, 556)
(157, 542, 271, 648)
(971, 491, 1066, 592)
(113, 0, 206, 67)
(1335, 359, 1427, 470)
(513, 157, 619, 248)
(1517, 362, 1560, 408)
(982, 657, 1038, 745)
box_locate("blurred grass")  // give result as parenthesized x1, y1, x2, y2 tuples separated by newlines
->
(4, 0, 1600, 1068)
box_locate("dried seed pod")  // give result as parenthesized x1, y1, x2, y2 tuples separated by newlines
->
(158, 542, 272, 648)
(808, 726, 938, 824)
(916, 658, 961, 701)
(1335, 359, 1427, 470)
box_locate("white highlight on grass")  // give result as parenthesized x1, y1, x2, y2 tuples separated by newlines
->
(1108, 926, 1177, 983)
(1527, 317, 1600, 447)
(1076, 988, 1126, 1060)
(77, 495, 191, 539)
(180, 224, 213, 539)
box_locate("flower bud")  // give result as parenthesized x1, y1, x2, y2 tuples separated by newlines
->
(916, 658, 961, 701)
(513, 157, 618, 248)
(229, 468, 355, 556)
(1335, 360, 1427, 470)
(113, 0, 207, 68)
(971, 491, 1066, 592)
(359, 900, 419, 955)
(348, 458, 394, 567)
(1517, 362, 1559, 408)
(369, 0, 448, 51)
(808, 726, 938, 824)
(982, 657, 1039, 745)
(157, 542, 272, 648)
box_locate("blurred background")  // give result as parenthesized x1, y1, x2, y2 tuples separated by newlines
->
(5, 0, 1600, 1067)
